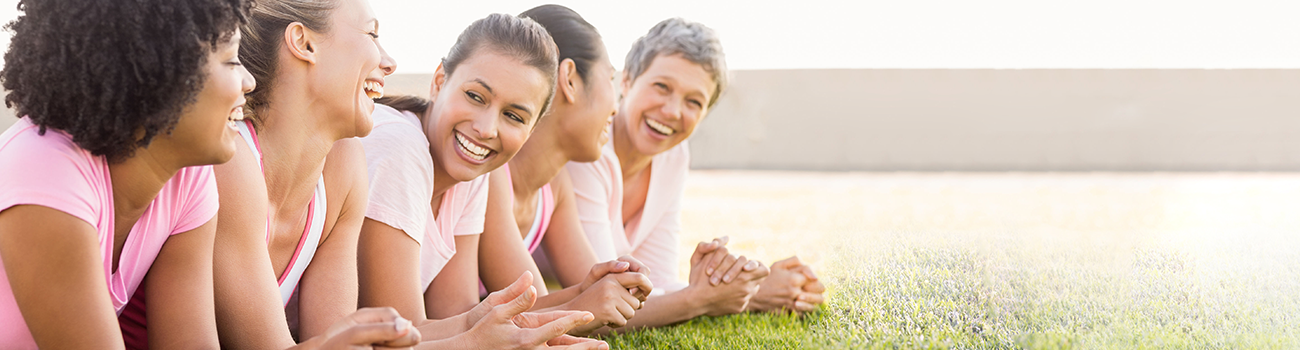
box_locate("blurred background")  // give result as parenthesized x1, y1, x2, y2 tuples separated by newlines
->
(2, 0, 1299, 171)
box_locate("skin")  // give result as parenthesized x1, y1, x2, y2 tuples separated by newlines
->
(0, 31, 253, 349)
(478, 45, 657, 336)
(356, 47, 607, 349)
(600, 53, 824, 328)
(211, 0, 416, 348)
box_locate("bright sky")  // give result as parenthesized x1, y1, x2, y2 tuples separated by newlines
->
(1, 0, 1298, 72)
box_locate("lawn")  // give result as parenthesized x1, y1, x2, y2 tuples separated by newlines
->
(597, 171, 1300, 349)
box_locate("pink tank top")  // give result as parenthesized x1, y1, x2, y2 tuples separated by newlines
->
(118, 120, 326, 349)
(480, 164, 555, 296)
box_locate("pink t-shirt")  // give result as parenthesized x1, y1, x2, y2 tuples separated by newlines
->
(0, 118, 219, 348)
(565, 140, 690, 294)
(361, 105, 489, 292)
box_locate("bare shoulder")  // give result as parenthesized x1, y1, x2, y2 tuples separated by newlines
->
(550, 166, 574, 198)
(213, 135, 268, 231)
(322, 138, 369, 233)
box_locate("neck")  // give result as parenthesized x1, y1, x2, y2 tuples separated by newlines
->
(255, 90, 336, 215)
(508, 123, 572, 197)
(423, 107, 458, 200)
(612, 115, 653, 181)
(108, 148, 181, 220)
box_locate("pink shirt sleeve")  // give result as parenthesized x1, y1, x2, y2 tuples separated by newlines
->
(634, 142, 690, 293)
(165, 165, 220, 235)
(452, 173, 490, 236)
(0, 122, 105, 226)
(565, 154, 620, 262)
(360, 105, 435, 245)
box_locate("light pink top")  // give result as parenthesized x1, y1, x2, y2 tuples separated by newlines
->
(0, 118, 219, 349)
(565, 140, 691, 294)
(361, 104, 490, 292)
(500, 163, 555, 254)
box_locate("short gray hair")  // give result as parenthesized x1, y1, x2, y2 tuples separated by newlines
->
(623, 18, 728, 108)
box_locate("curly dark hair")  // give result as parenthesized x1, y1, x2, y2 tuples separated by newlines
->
(1, 0, 250, 163)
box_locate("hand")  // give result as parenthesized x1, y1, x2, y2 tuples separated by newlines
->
(316, 307, 420, 349)
(462, 271, 535, 333)
(687, 245, 768, 316)
(462, 271, 607, 349)
(578, 256, 652, 300)
(563, 271, 653, 335)
(747, 256, 825, 315)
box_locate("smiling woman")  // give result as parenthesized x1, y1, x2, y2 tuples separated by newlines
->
(0, 0, 251, 348)
(356, 12, 612, 349)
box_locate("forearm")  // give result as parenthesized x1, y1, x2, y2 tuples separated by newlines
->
(413, 314, 471, 341)
(609, 287, 707, 330)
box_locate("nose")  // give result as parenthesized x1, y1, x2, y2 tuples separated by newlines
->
(377, 41, 397, 76)
(239, 64, 256, 93)
(660, 96, 682, 122)
(470, 111, 499, 140)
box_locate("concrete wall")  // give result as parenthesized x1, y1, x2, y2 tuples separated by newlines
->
(5, 69, 1299, 171)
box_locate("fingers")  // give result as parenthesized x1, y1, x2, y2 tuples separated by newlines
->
(329, 308, 420, 347)
(741, 260, 770, 281)
(691, 236, 729, 266)
(616, 255, 650, 275)
(803, 279, 826, 294)
(705, 246, 732, 278)
(720, 255, 750, 285)
(774, 256, 803, 270)
(492, 285, 539, 321)
(609, 272, 654, 299)
(709, 253, 739, 285)
(485, 271, 535, 307)
(548, 334, 603, 346)
(798, 291, 825, 305)
(586, 260, 631, 287)
(792, 263, 819, 281)
(525, 310, 596, 345)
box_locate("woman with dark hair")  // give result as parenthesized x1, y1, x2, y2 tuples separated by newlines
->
(472, 4, 658, 336)
(356, 12, 607, 349)
(0, 0, 250, 348)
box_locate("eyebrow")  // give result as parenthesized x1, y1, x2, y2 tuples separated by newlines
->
(469, 79, 494, 94)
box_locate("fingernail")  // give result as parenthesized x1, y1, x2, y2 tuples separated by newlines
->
(584, 313, 595, 323)
(723, 274, 732, 283)
(707, 267, 714, 275)
(615, 261, 629, 270)
(394, 316, 410, 333)
(711, 277, 719, 285)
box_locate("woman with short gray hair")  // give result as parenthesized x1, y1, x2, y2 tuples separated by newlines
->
(565, 18, 826, 330)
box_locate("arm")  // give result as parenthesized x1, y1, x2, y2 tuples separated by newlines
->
(539, 169, 602, 288)
(212, 139, 298, 349)
(0, 206, 127, 349)
(143, 218, 220, 349)
(478, 167, 549, 295)
(424, 234, 483, 319)
(359, 218, 478, 340)
(296, 139, 368, 339)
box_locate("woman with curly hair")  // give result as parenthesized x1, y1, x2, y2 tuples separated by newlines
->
(0, 0, 255, 348)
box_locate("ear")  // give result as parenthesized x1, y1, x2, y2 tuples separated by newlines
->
(557, 58, 578, 105)
(618, 70, 632, 103)
(430, 62, 447, 100)
(283, 22, 317, 64)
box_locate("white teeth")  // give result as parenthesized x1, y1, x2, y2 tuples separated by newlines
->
(645, 118, 675, 135)
(455, 132, 490, 160)
(228, 107, 244, 122)
(227, 120, 238, 130)
(364, 81, 384, 99)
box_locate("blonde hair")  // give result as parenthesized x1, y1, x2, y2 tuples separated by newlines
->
(238, 0, 340, 125)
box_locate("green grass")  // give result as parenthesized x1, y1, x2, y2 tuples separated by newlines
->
(594, 172, 1300, 349)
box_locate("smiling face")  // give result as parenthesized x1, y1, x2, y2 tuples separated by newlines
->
(308, 0, 395, 139)
(425, 50, 552, 182)
(614, 53, 715, 158)
(560, 51, 618, 162)
(156, 31, 256, 166)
